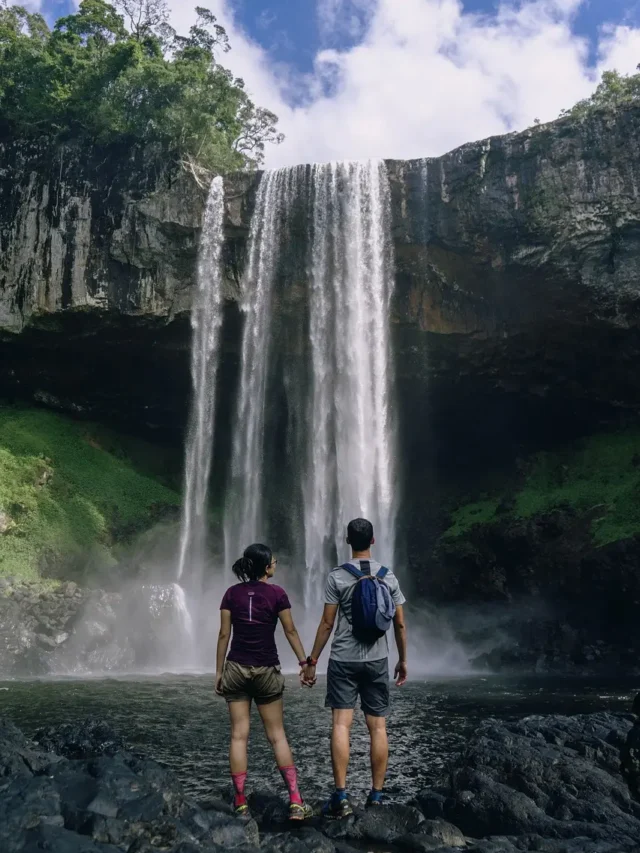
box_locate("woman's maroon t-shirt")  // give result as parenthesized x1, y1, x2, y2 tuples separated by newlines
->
(220, 581, 291, 667)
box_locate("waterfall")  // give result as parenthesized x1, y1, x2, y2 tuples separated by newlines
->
(223, 168, 304, 569)
(304, 161, 396, 607)
(223, 161, 396, 608)
(176, 176, 225, 589)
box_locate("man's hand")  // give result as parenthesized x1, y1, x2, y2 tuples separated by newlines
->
(215, 674, 223, 696)
(300, 664, 317, 687)
(394, 660, 408, 687)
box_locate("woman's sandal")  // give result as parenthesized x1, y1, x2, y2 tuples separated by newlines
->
(289, 801, 313, 821)
(234, 803, 250, 818)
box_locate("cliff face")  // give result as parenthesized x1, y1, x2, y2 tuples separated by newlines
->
(1, 110, 640, 667)
(2, 111, 639, 433)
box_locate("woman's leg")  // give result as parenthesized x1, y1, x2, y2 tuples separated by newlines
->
(257, 700, 302, 805)
(228, 700, 251, 807)
(257, 699, 293, 767)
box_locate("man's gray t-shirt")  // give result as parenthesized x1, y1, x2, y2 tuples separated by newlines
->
(325, 559, 406, 663)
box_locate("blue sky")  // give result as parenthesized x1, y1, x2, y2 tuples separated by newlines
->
(36, 0, 640, 165)
(41, 0, 640, 75)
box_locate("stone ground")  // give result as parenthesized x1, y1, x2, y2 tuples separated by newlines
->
(1, 700, 640, 852)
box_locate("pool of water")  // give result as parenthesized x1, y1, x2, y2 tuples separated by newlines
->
(0, 675, 637, 804)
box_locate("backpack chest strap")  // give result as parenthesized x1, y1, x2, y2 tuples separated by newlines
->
(340, 563, 389, 581)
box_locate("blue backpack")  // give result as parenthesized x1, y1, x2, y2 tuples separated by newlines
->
(341, 561, 396, 645)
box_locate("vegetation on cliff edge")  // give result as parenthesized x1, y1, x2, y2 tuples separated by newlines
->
(0, 407, 180, 581)
(444, 428, 640, 546)
(0, 0, 282, 172)
(562, 68, 640, 119)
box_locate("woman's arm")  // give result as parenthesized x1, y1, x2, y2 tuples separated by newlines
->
(215, 609, 232, 694)
(278, 608, 307, 664)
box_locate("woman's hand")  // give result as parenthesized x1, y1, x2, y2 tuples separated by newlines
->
(300, 664, 317, 687)
(215, 674, 224, 696)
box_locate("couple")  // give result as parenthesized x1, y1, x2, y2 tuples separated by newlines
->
(215, 517, 408, 821)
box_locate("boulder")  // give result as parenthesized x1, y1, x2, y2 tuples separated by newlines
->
(444, 713, 640, 849)
(35, 719, 125, 759)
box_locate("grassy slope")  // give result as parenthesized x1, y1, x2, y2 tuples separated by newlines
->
(0, 407, 181, 580)
(444, 428, 640, 546)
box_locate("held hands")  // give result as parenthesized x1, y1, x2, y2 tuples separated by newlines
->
(300, 664, 317, 688)
(394, 660, 408, 687)
(215, 674, 223, 696)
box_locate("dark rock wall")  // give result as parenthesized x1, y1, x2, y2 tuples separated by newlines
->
(1, 111, 640, 664)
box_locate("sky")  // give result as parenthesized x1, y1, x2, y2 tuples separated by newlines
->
(33, 0, 640, 166)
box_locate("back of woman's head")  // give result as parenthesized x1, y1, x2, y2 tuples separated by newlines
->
(232, 543, 272, 583)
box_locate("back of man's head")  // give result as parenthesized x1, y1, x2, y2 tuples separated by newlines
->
(347, 518, 374, 553)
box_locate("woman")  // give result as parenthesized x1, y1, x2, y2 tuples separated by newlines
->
(216, 543, 313, 820)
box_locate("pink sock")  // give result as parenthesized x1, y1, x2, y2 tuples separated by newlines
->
(232, 771, 247, 807)
(279, 765, 303, 805)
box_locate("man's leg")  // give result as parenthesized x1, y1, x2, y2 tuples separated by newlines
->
(365, 714, 389, 791)
(331, 709, 354, 789)
(361, 659, 391, 803)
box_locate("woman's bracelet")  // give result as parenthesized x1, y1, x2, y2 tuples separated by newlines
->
(299, 657, 318, 667)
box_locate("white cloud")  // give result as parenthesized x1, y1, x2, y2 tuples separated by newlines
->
(92, 0, 640, 166)
(317, 0, 374, 41)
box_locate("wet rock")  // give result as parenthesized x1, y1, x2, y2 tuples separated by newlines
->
(414, 788, 449, 819)
(64, 582, 78, 598)
(247, 790, 290, 826)
(35, 719, 125, 759)
(444, 713, 640, 849)
(323, 803, 426, 845)
(264, 828, 334, 853)
(412, 818, 466, 847)
(0, 719, 60, 777)
(21, 825, 121, 853)
(621, 700, 640, 800)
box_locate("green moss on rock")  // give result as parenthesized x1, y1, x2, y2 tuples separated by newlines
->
(0, 407, 181, 580)
(443, 428, 640, 546)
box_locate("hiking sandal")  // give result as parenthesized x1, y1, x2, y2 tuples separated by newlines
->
(289, 801, 313, 821)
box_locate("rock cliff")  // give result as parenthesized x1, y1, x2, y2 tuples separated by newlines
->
(1, 109, 640, 667)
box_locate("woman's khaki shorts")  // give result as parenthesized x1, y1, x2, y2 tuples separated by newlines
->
(221, 660, 285, 705)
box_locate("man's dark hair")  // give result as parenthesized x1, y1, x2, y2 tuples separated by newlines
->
(347, 518, 374, 552)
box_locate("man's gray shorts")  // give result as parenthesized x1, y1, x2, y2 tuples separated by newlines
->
(325, 658, 390, 717)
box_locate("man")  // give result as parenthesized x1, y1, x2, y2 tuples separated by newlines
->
(303, 518, 407, 817)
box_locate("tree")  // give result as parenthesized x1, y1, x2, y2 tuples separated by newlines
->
(562, 68, 640, 119)
(0, 0, 283, 171)
(112, 0, 168, 40)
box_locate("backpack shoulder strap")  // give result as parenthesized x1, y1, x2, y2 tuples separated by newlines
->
(340, 563, 365, 580)
(376, 566, 389, 580)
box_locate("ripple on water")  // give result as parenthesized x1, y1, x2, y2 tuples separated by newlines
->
(0, 674, 636, 802)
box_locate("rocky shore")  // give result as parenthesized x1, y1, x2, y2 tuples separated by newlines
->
(2, 700, 640, 853)
(0, 579, 194, 675)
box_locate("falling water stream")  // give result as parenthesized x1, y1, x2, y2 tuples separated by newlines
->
(223, 168, 305, 570)
(304, 161, 396, 607)
(174, 176, 225, 661)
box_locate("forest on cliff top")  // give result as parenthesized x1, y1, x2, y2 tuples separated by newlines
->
(0, 0, 282, 173)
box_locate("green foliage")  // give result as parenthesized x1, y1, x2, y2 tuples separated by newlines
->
(443, 429, 640, 546)
(562, 68, 640, 119)
(443, 498, 501, 539)
(0, 407, 180, 580)
(0, 0, 282, 171)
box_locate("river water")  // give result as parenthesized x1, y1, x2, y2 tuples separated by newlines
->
(0, 675, 637, 805)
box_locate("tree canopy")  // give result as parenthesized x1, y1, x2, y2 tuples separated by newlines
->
(0, 0, 283, 171)
(563, 67, 640, 120)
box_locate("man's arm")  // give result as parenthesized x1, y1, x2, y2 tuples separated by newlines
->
(393, 605, 408, 686)
(303, 604, 338, 684)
